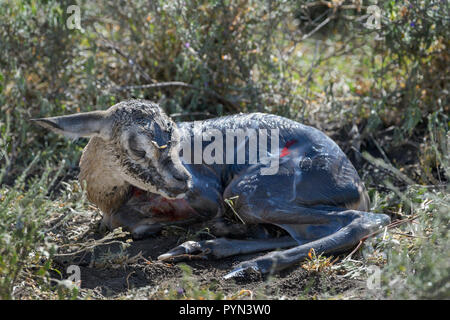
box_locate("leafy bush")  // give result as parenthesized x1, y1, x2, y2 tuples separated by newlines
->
(377, 186, 449, 299)
(0, 158, 59, 299)
(373, 0, 449, 138)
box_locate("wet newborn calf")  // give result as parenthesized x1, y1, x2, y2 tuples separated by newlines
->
(34, 99, 390, 278)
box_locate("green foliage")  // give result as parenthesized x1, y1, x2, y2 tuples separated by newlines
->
(0, 157, 58, 299)
(378, 187, 449, 299)
(0, 0, 86, 176)
(373, 0, 449, 138)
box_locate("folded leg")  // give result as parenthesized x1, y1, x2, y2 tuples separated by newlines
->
(102, 205, 199, 239)
(224, 209, 390, 278)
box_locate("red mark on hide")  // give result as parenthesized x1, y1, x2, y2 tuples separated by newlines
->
(280, 139, 297, 158)
(132, 187, 144, 197)
(129, 187, 197, 221)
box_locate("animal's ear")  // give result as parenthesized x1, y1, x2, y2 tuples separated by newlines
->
(31, 110, 113, 140)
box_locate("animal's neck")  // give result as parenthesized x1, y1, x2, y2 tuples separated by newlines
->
(79, 137, 130, 215)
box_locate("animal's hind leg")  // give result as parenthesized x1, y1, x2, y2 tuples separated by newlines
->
(224, 208, 390, 278)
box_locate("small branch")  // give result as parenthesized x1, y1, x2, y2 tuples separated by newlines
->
(391, 231, 428, 239)
(126, 271, 136, 291)
(343, 215, 419, 261)
(100, 42, 155, 83)
(362, 152, 416, 186)
(114, 81, 193, 91)
(54, 229, 130, 258)
(113, 81, 240, 112)
(304, 1, 368, 11)
(54, 240, 126, 257)
(301, 16, 332, 41)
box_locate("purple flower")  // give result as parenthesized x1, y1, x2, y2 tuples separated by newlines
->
(410, 22, 415, 27)
(176, 287, 184, 295)
(184, 42, 190, 48)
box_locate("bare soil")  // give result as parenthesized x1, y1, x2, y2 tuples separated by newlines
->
(50, 220, 366, 300)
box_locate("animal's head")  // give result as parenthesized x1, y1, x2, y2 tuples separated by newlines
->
(33, 100, 192, 199)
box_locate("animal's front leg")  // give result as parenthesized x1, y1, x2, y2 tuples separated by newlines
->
(157, 236, 298, 262)
(106, 209, 204, 240)
(224, 210, 390, 278)
(102, 189, 212, 239)
(101, 206, 164, 239)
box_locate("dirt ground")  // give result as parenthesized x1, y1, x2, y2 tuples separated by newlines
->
(49, 217, 368, 300)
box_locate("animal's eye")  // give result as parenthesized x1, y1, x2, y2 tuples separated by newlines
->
(130, 145, 146, 158)
(128, 135, 146, 158)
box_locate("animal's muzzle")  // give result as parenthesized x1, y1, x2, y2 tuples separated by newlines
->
(163, 161, 193, 196)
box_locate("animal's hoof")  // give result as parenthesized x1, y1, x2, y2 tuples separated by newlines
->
(223, 265, 261, 280)
(131, 224, 162, 240)
(98, 222, 109, 235)
(158, 241, 211, 262)
(223, 255, 276, 280)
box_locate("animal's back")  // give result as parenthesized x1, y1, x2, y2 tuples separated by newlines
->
(177, 112, 344, 165)
(178, 113, 367, 210)
(178, 113, 330, 146)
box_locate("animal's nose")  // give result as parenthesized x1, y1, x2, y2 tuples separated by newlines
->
(173, 172, 193, 192)
(167, 178, 192, 198)
(172, 168, 190, 183)
(165, 163, 192, 192)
